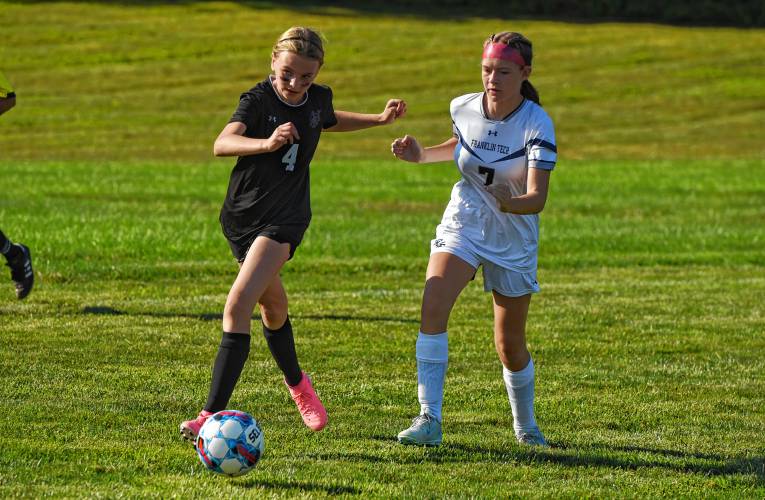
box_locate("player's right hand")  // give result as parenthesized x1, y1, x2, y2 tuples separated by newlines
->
(391, 135, 422, 163)
(267, 122, 300, 151)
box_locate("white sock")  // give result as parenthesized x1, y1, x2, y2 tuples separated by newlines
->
(416, 331, 448, 422)
(503, 357, 538, 436)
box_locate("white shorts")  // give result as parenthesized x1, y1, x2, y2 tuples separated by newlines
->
(430, 230, 540, 298)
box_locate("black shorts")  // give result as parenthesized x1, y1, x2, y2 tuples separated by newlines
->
(224, 224, 307, 263)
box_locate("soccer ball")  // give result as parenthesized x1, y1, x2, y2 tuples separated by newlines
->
(195, 410, 264, 477)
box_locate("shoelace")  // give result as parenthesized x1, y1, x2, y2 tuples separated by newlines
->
(8, 254, 31, 281)
(411, 414, 432, 427)
(293, 392, 320, 416)
(518, 432, 545, 445)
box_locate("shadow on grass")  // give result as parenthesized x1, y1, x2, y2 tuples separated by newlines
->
(82, 305, 417, 324)
(237, 478, 361, 495)
(367, 435, 764, 482)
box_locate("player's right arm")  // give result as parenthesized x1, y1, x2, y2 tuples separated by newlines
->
(213, 121, 299, 157)
(391, 135, 457, 164)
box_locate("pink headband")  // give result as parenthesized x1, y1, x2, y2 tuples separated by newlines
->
(482, 43, 527, 66)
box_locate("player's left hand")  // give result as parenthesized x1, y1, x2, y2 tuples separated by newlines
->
(486, 183, 513, 212)
(379, 99, 407, 125)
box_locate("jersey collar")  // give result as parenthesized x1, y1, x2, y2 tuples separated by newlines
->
(480, 95, 526, 123)
(269, 76, 309, 107)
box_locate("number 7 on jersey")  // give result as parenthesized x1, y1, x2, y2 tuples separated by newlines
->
(478, 166, 495, 185)
(282, 144, 299, 172)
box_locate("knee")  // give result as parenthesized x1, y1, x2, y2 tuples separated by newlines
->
(224, 290, 255, 322)
(420, 293, 451, 324)
(259, 296, 288, 328)
(495, 336, 529, 371)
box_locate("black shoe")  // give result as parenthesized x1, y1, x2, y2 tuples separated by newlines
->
(7, 244, 33, 300)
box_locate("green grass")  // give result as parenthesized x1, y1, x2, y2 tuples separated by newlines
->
(1, 1, 764, 498)
(1, 2, 764, 162)
(1, 159, 764, 497)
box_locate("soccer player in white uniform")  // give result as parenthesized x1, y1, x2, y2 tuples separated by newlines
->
(391, 31, 556, 446)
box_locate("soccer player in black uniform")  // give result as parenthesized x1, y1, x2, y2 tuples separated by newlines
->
(1, 70, 34, 300)
(180, 26, 406, 439)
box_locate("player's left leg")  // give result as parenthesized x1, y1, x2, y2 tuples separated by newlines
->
(258, 276, 327, 431)
(492, 290, 547, 447)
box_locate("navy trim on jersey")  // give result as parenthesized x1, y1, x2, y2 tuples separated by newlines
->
(526, 138, 557, 153)
(529, 159, 556, 167)
(491, 147, 526, 164)
(480, 97, 527, 123)
(452, 121, 485, 162)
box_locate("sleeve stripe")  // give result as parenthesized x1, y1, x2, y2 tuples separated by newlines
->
(526, 138, 557, 153)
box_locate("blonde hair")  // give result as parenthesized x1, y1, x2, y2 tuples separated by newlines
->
(272, 26, 325, 66)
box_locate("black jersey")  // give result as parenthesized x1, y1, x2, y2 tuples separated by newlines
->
(219, 77, 337, 243)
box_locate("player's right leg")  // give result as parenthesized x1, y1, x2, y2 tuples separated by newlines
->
(398, 251, 476, 446)
(180, 237, 289, 442)
(0, 230, 34, 300)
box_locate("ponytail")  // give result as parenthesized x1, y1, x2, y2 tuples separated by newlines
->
(521, 80, 540, 106)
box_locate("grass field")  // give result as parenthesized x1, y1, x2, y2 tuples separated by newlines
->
(1, 1, 764, 498)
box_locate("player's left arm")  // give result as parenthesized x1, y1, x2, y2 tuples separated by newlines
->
(486, 167, 550, 215)
(326, 99, 406, 132)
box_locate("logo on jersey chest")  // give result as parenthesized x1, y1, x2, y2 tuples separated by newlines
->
(268, 115, 278, 124)
(470, 137, 510, 155)
(309, 109, 321, 129)
(488, 130, 498, 136)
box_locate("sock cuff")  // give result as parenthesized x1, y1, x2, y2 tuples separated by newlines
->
(503, 357, 534, 389)
(416, 331, 448, 363)
(262, 316, 291, 335)
(221, 331, 252, 350)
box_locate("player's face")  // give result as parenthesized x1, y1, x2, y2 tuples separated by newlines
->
(271, 51, 321, 104)
(481, 58, 531, 103)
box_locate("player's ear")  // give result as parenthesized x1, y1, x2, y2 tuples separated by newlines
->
(522, 66, 532, 79)
(271, 54, 277, 73)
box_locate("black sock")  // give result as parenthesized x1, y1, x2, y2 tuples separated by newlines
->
(203, 332, 251, 413)
(263, 316, 302, 386)
(0, 231, 8, 254)
(0, 231, 19, 259)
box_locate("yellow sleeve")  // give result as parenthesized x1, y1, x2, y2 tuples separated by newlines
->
(0, 71, 15, 98)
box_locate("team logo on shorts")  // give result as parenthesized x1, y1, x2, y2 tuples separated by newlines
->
(309, 110, 321, 128)
(433, 239, 446, 248)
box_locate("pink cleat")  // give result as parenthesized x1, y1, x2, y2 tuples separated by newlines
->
(179, 410, 213, 442)
(286, 372, 328, 431)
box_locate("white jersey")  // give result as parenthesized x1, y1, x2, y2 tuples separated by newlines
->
(439, 92, 557, 273)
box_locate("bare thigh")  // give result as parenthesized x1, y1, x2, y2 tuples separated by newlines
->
(223, 236, 290, 333)
(420, 252, 477, 334)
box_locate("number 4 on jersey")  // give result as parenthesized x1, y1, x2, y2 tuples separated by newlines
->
(282, 144, 299, 172)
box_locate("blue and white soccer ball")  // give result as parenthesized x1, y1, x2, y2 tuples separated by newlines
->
(195, 410, 264, 477)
